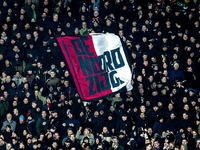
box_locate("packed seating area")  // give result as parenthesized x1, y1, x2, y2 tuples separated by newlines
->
(0, 0, 200, 150)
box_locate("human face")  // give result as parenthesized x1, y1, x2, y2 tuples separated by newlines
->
(7, 114, 12, 122)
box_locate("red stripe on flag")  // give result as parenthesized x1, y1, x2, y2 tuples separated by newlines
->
(57, 35, 112, 100)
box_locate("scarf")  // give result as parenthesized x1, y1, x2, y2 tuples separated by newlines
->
(47, 103, 51, 113)
(93, 17, 99, 23)
(68, 87, 71, 99)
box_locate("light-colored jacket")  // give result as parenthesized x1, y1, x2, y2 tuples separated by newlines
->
(75, 130, 95, 146)
(1, 120, 17, 132)
(12, 75, 23, 87)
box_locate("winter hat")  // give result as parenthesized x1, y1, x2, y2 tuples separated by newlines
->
(46, 96, 51, 100)
(68, 111, 73, 115)
(6, 143, 12, 147)
(113, 142, 119, 147)
(19, 115, 25, 120)
(94, 11, 99, 14)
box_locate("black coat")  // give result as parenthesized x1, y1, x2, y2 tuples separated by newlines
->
(116, 119, 131, 135)
(16, 122, 27, 138)
(92, 115, 104, 134)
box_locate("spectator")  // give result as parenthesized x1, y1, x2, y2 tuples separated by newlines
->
(1, 113, 16, 132)
(76, 127, 95, 146)
(0, 0, 200, 149)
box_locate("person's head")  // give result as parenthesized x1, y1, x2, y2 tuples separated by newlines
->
(6, 124, 11, 132)
(70, 134, 75, 141)
(108, 114, 113, 120)
(65, 139, 70, 147)
(74, 27, 79, 34)
(170, 113, 176, 119)
(52, 141, 58, 148)
(180, 144, 187, 150)
(106, 19, 112, 26)
(94, 110, 99, 117)
(6, 113, 12, 122)
(112, 142, 119, 149)
(12, 138, 17, 145)
(53, 13, 58, 21)
(84, 128, 91, 135)
(168, 103, 173, 111)
(146, 143, 152, 150)
(140, 112, 145, 119)
(41, 110, 47, 118)
(152, 90, 158, 96)
(94, 11, 99, 17)
(182, 113, 188, 120)
(102, 126, 108, 133)
(153, 105, 159, 112)
(67, 111, 73, 119)
(19, 115, 25, 123)
(183, 104, 189, 111)
(83, 137, 89, 144)
(174, 63, 179, 70)
(50, 71, 56, 78)
(23, 98, 28, 104)
(154, 140, 159, 148)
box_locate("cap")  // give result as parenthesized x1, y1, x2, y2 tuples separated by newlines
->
(19, 115, 25, 120)
(43, 36, 49, 41)
(51, 64, 55, 68)
(174, 63, 179, 67)
(14, 95, 18, 98)
(46, 96, 51, 100)
(113, 142, 119, 146)
(52, 110, 58, 113)
(68, 111, 73, 115)
(50, 126, 56, 130)
(94, 11, 99, 14)
(65, 139, 70, 143)
(6, 143, 12, 147)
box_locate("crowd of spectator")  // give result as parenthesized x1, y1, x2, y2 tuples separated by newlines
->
(0, 0, 200, 149)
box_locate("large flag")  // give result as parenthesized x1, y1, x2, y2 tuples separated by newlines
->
(56, 33, 132, 100)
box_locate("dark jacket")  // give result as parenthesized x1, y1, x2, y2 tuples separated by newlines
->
(153, 121, 164, 135)
(164, 118, 179, 134)
(169, 69, 185, 83)
(116, 119, 131, 135)
(36, 116, 49, 136)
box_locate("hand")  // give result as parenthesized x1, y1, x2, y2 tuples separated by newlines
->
(36, 76, 40, 80)
(112, 128, 115, 133)
(129, 35, 133, 38)
(42, 122, 46, 125)
(50, 119, 54, 124)
(79, 126, 82, 131)
(132, 126, 135, 130)
(40, 87, 43, 92)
